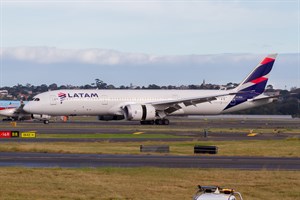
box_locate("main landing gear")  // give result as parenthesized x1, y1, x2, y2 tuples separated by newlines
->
(140, 118, 170, 125)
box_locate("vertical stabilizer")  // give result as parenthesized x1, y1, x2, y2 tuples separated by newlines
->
(224, 54, 277, 111)
(236, 54, 277, 94)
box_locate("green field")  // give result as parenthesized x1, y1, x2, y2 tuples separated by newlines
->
(38, 133, 186, 139)
(0, 167, 299, 200)
(0, 139, 299, 157)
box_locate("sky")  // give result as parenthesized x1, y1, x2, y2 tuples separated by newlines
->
(0, 0, 299, 89)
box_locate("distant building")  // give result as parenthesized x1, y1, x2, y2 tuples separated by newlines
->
(0, 90, 8, 95)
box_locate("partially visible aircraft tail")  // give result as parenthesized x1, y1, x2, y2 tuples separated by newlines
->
(235, 54, 277, 94)
(223, 54, 277, 111)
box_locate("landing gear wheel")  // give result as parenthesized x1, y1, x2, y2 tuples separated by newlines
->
(43, 120, 49, 124)
(162, 119, 169, 125)
(155, 119, 169, 125)
(155, 119, 162, 125)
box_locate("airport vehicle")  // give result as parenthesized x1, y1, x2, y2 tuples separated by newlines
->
(193, 185, 243, 200)
(0, 100, 51, 122)
(23, 54, 278, 125)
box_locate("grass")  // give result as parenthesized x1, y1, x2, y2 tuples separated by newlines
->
(37, 133, 187, 139)
(0, 139, 299, 157)
(0, 167, 299, 200)
(208, 128, 300, 134)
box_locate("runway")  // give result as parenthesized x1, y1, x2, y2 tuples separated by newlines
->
(0, 118, 299, 170)
(0, 152, 299, 170)
(1, 117, 299, 142)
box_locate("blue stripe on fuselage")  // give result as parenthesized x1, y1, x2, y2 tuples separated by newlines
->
(223, 80, 268, 111)
(223, 91, 256, 110)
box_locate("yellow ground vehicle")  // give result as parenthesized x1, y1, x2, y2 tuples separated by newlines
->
(193, 185, 243, 200)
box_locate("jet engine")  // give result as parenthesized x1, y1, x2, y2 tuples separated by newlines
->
(123, 104, 156, 121)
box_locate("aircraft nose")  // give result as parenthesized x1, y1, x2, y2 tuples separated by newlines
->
(23, 103, 31, 113)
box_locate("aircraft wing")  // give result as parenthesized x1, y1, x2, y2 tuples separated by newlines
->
(149, 91, 236, 115)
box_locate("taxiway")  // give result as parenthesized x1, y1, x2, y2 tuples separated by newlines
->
(0, 152, 299, 170)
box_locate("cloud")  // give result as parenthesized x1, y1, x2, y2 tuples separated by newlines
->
(1, 46, 151, 65)
(1, 46, 298, 89)
(1, 46, 263, 66)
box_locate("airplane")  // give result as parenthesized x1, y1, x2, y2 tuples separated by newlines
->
(23, 54, 278, 125)
(0, 100, 29, 121)
(0, 100, 51, 122)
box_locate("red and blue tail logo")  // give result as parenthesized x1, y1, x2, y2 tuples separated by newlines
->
(238, 54, 276, 94)
(224, 54, 277, 110)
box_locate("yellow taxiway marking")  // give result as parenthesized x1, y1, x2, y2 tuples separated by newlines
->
(247, 133, 258, 137)
(133, 132, 144, 135)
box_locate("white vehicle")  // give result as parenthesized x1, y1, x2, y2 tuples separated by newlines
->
(23, 54, 278, 125)
(193, 185, 243, 200)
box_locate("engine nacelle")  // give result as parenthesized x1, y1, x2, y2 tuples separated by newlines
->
(98, 115, 125, 121)
(31, 114, 51, 120)
(124, 104, 156, 121)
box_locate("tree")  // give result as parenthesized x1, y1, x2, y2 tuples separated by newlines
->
(40, 84, 48, 92)
(95, 79, 107, 89)
(82, 84, 93, 89)
(49, 83, 58, 90)
(106, 84, 115, 89)
(147, 84, 160, 89)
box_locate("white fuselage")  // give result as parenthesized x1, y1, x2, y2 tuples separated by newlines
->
(23, 89, 271, 117)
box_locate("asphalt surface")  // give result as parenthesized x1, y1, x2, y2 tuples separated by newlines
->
(0, 117, 299, 170)
(0, 117, 299, 142)
(0, 152, 299, 170)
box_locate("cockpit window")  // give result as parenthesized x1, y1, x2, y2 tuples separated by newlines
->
(33, 98, 40, 101)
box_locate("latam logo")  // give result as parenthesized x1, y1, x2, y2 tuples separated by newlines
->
(58, 92, 67, 102)
(58, 92, 99, 102)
